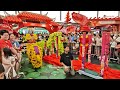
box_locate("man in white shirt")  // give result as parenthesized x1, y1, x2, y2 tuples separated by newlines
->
(110, 34, 118, 59)
(114, 34, 120, 64)
(110, 33, 120, 62)
(95, 34, 102, 57)
(91, 34, 96, 56)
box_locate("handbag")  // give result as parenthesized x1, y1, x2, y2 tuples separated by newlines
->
(6, 67, 17, 79)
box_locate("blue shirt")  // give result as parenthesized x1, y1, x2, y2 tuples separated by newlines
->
(12, 41, 20, 48)
(71, 36, 74, 42)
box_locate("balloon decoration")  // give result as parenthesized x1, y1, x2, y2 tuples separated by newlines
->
(0, 24, 13, 32)
(0, 11, 61, 34)
(89, 21, 100, 27)
(66, 25, 77, 34)
(65, 11, 71, 23)
(72, 12, 89, 26)
(17, 11, 53, 22)
(3, 15, 22, 23)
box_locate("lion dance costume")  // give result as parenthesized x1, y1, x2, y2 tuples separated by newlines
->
(25, 33, 42, 68)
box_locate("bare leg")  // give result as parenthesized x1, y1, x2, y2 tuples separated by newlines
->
(15, 62, 20, 73)
(64, 66, 70, 73)
(70, 67, 75, 76)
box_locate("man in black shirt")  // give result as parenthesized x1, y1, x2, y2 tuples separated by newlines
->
(60, 45, 75, 75)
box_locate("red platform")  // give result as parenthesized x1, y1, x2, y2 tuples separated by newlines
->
(43, 54, 120, 79)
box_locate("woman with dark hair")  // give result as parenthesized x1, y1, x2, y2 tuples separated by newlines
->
(9, 33, 22, 73)
(9, 33, 20, 49)
(2, 48, 17, 79)
(0, 30, 20, 61)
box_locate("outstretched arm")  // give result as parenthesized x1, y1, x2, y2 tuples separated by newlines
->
(10, 47, 20, 60)
(115, 44, 120, 49)
(61, 62, 67, 67)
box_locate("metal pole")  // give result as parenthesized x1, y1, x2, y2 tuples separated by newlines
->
(40, 11, 42, 14)
(118, 11, 120, 17)
(60, 11, 62, 21)
(15, 11, 17, 15)
(97, 11, 99, 18)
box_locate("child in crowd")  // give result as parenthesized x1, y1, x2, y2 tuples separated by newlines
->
(9, 33, 22, 73)
(2, 48, 17, 79)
